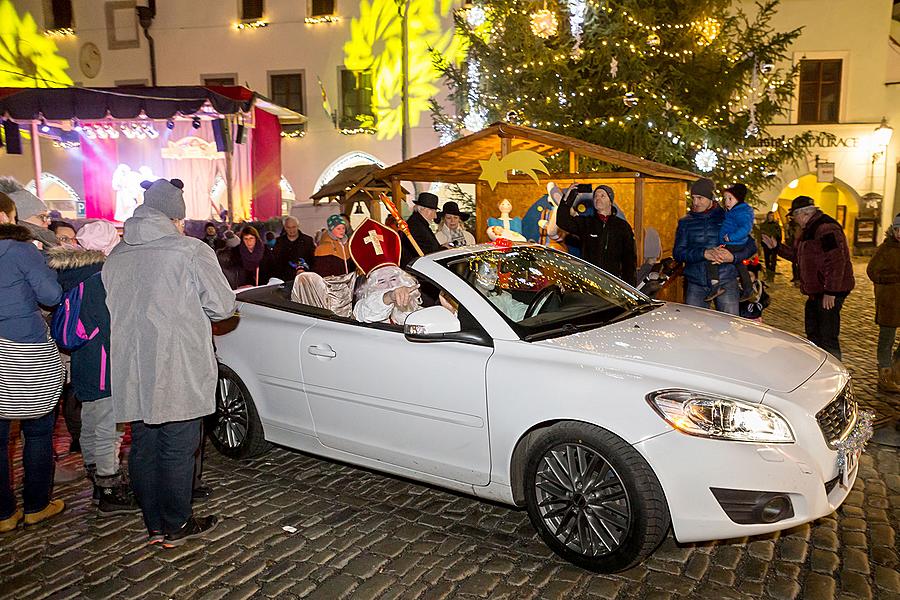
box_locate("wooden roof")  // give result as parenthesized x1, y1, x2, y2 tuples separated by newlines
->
(371, 122, 697, 183)
(310, 164, 406, 205)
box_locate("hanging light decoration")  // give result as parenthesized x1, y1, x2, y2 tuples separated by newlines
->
(529, 8, 558, 39)
(695, 147, 719, 172)
(646, 32, 661, 47)
(622, 92, 639, 108)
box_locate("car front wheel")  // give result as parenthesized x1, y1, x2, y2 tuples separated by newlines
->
(207, 364, 271, 459)
(523, 422, 670, 572)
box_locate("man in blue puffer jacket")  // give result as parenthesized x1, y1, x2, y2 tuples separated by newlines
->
(674, 178, 757, 315)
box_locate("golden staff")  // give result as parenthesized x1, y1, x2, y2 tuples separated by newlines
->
(379, 192, 424, 257)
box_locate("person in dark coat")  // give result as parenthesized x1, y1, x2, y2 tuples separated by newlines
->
(557, 184, 637, 285)
(763, 196, 855, 359)
(867, 213, 900, 392)
(218, 226, 274, 289)
(400, 192, 442, 267)
(758, 211, 782, 276)
(271, 216, 315, 282)
(46, 220, 138, 515)
(674, 178, 757, 315)
(201, 222, 223, 250)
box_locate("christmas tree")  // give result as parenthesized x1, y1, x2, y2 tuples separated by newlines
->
(432, 0, 819, 197)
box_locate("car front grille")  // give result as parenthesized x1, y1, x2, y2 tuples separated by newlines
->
(816, 382, 857, 450)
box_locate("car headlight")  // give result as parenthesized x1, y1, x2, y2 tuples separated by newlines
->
(646, 389, 794, 443)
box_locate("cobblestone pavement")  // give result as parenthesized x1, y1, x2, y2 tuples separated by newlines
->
(1, 259, 898, 600)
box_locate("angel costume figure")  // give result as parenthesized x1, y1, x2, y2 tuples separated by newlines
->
(349, 218, 422, 324)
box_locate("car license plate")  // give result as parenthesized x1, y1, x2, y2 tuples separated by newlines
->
(840, 448, 860, 488)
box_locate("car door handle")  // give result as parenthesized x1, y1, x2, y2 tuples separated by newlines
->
(307, 344, 336, 359)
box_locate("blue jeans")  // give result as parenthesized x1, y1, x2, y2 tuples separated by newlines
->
(877, 326, 900, 369)
(684, 279, 740, 315)
(0, 410, 56, 518)
(129, 419, 201, 535)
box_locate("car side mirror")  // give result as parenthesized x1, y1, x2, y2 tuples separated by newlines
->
(404, 306, 461, 338)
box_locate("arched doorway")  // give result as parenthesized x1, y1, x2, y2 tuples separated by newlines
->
(776, 174, 860, 243)
(25, 173, 83, 219)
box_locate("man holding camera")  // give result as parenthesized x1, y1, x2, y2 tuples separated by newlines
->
(556, 184, 637, 285)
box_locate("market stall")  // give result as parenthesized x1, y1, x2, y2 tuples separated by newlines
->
(357, 122, 696, 271)
(0, 86, 305, 222)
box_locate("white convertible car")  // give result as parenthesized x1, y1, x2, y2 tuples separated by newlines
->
(210, 243, 867, 572)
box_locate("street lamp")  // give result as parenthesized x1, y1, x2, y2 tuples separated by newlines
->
(873, 117, 894, 148)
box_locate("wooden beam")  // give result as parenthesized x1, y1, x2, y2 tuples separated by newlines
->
(500, 137, 511, 157)
(634, 175, 645, 265)
(568, 151, 578, 173)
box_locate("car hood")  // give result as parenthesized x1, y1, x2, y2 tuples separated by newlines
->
(537, 303, 826, 393)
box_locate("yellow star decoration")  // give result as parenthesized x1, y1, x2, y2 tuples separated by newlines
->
(478, 150, 550, 190)
(344, 0, 463, 140)
(0, 0, 73, 87)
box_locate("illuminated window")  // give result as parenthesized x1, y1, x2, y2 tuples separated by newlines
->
(798, 59, 841, 124)
(340, 69, 374, 129)
(241, 0, 264, 21)
(309, 0, 335, 17)
(45, 0, 74, 29)
(203, 74, 237, 86)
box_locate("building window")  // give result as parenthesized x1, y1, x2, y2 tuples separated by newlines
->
(798, 59, 842, 124)
(45, 0, 74, 30)
(340, 69, 374, 129)
(203, 75, 238, 86)
(270, 72, 306, 135)
(241, 0, 264, 21)
(309, 0, 336, 17)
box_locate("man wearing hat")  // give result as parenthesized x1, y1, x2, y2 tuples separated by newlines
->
(400, 192, 442, 267)
(557, 183, 637, 285)
(762, 196, 854, 359)
(674, 178, 758, 315)
(103, 178, 236, 548)
(435, 201, 475, 248)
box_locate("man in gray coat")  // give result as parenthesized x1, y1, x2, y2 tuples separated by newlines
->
(103, 179, 235, 547)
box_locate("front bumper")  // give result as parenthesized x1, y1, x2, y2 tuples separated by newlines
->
(636, 423, 862, 544)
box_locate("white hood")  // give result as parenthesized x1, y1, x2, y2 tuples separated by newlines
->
(538, 303, 825, 393)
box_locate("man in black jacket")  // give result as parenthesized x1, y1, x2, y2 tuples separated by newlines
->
(557, 184, 637, 285)
(400, 192, 442, 267)
(271, 216, 315, 281)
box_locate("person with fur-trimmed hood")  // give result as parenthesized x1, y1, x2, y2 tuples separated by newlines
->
(46, 220, 138, 515)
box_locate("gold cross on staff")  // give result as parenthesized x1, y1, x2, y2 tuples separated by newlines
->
(364, 230, 385, 255)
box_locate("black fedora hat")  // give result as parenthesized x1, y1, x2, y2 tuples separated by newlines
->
(413, 192, 439, 210)
(788, 195, 815, 215)
(437, 201, 470, 222)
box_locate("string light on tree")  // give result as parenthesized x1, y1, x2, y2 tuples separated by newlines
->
(623, 92, 639, 108)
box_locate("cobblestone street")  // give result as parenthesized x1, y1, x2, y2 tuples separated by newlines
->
(1, 259, 898, 600)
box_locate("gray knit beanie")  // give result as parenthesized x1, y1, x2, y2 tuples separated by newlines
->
(690, 178, 716, 201)
(141, 179, 186, 220)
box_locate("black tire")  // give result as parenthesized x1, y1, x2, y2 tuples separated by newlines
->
(523, 421, 670, 572)
(206, 364, 271, 459)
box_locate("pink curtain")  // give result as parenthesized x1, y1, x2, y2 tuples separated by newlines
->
(251, 108, 281, 220)
(82, 138, 118, 220)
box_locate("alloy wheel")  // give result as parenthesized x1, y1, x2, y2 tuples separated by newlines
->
(533, 443, 632, 557)
(214, 376, 249, 450)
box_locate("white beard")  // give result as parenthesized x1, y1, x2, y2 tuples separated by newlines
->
(355, 265, 422, 324)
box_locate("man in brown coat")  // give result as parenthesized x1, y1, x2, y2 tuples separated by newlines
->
(867, 213, 900, 393)
(762, 196, 854, 359)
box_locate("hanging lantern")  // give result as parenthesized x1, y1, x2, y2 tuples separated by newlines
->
(622, 92, 639, 108)
(646, 32, 661, 47)
(695, 148, 719, 172)
(530, 8, 558, 38)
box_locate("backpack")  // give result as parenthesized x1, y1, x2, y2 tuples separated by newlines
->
(51, 274, 101, 351)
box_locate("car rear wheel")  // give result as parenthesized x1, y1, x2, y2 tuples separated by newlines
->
(207, 364, 271, 459)
(523, 422, 670, 572)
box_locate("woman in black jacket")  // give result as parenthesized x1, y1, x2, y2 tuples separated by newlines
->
(556, 185, 637, 285)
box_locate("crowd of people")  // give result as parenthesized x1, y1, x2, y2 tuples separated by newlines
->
(1, 171, 898, 549)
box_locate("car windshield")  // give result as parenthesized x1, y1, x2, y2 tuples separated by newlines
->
(439, 245, 658, 341)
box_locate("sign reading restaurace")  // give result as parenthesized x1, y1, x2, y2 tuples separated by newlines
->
(752, 134, 859, 149)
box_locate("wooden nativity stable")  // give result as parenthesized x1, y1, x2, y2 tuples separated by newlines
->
(354, 123, 698, 264)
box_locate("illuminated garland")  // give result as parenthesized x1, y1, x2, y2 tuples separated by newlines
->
(235, 20, 268, 30)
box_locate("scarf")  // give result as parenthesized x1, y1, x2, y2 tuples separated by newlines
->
(239, 241, 264, 271)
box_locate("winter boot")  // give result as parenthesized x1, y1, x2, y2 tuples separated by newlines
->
(85, 464, 100, 503)
(878, 368, 900, 394)
(96, 475, 140, 515)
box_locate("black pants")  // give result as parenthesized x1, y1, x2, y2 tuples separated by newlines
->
(129, 418, 201, 535)
(804, 294, 846, 360)
(762, 247, 778, 273)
